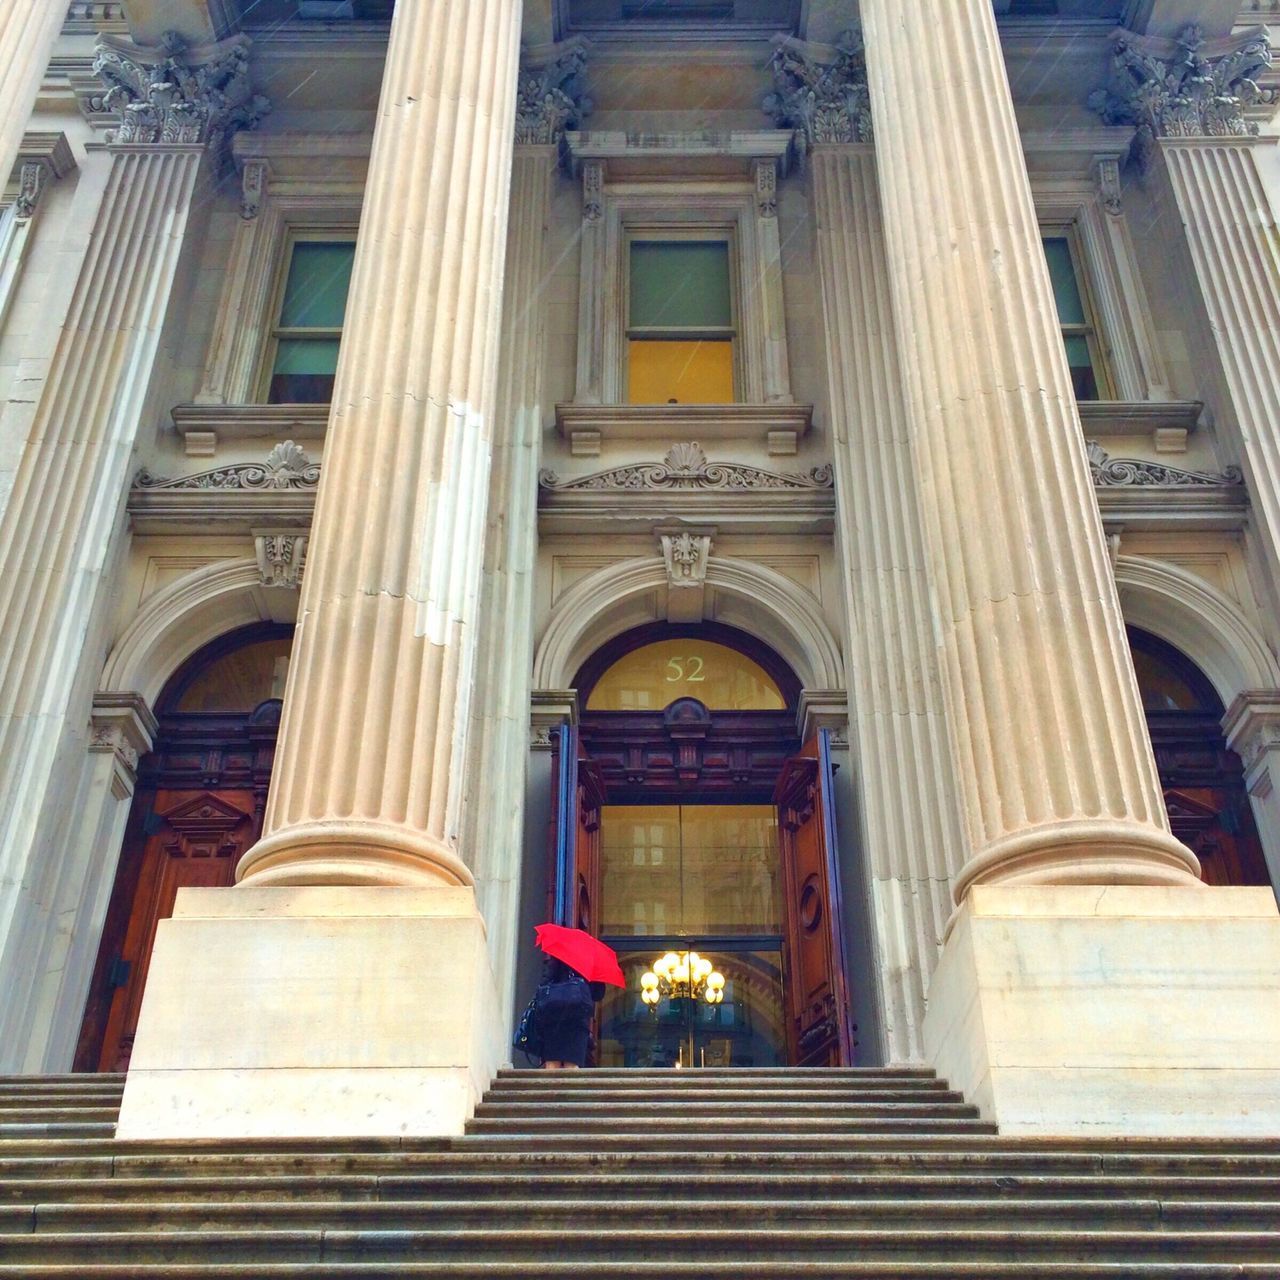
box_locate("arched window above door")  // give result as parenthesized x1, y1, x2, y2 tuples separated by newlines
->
(1129, 627, 1222, 715)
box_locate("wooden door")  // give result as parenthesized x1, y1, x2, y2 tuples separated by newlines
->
(548, 722, 606, 931)
(1164, 786, 1271, 888)
(96, 790, 258, 1072)
(774, 731, 853, 1067)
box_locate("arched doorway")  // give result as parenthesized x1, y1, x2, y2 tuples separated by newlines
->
(75, 624, 292, 1072)
(1130, 626, 1271, 888)
(555, 623, 853, 1068)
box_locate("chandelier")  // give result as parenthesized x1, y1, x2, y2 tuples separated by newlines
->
(640, 950, 726, 1005)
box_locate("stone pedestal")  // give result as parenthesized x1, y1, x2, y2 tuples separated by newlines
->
(116, 887, 502, 1139)
(924, 885, 1280, 1136)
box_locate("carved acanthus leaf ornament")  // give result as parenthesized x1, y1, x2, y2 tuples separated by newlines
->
(1089, 24, 1275, 164)
(1087, 441, 1243, 487)
(764, 31, 872, 149)
(136, 441, 320, 491)
(94, 31, 270, 148)
(515, 45, 591, 146)
(540, 442, 834, 492)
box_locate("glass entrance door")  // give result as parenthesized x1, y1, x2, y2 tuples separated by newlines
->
(596, 804, 788, 1067)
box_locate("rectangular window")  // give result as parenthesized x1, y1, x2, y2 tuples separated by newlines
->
(262, 234, 356, 404)
(627, 237, 736, 404)
(1042, 232, 1109, 401)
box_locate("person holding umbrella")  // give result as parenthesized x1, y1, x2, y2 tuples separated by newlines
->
(525, 925, 626, 1070)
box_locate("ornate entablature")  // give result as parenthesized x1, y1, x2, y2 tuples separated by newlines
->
(93, 32, 270, 148)
(538, 443, 834, 492)
(1086, 441, 1243, 488)
(1089, 24, 1276, 165)
(763, 31, 872, 150)
(136, 442, 320, 491)
(515, 43, 592, 147)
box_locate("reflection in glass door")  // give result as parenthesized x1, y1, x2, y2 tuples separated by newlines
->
(597, 804, 788, 1067)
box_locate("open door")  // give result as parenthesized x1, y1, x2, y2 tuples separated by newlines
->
(774, 729, 854, 1066)
(548, 722, 606, 932)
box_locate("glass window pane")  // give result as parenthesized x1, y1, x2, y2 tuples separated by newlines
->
(600, 806, 682, 936)
(1043, 236, 1087, 326)
(1063, 334, 1099, 400)
(1132, 647, 1210, 712)
(679, 805, 781, 934)
(587, 639, 785, 711)
(628, 339, 733, 404)
(278, 241, 354, 329)
(271, 337, 341, 375)
(630, 241, 731, 329)
(173, 638, 292, 712)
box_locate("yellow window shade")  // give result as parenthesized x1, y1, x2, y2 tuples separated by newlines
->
(628, 340, 733, 404)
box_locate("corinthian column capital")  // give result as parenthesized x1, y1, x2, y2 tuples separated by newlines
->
(764, 32, 872, 149)
(93, 31, 270, 149)
(1090, 24, 1275, 163)
(515, 42, 591, 146)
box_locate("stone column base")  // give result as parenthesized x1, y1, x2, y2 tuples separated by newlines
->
(116, 885, 503, 1140)
(924, 885, 1280, 1137)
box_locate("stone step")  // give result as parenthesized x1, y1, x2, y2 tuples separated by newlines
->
(0, 1108, 121, 1124)
(471, 1098, 977, 1117)
(489, 1073, 951, 1091)
(2, 1264, 1277, 1279)
(0, 1123, 116, 1139)
(5, 1196, 1280, 1235)
(496, 1068, 942, 1078)
(462, 1120, 1001, 1141)
(480, 1086, 962, 1104)
(3, 1170, 1279, 1205)
(1, 1225, 1276, 1265)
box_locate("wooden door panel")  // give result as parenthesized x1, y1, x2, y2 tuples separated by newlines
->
(774, 732, 852, 1067)
(97, 790, 256, 1072)
(1164, 785, 1271, 888)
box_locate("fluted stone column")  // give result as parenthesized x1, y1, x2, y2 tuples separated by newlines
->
(0, 34, 264, 1072)
(463, 48, 586, 1023)
(0, 0, 65, 194)
(766, 37, 968, 1063)
(858, 0, 1198, 899)
(237, 0, 523, 889)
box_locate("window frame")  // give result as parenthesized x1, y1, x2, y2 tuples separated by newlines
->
(255, 226, 358, 405)
(623, 226, 742, 403)
(1041, 221, 1115, 402)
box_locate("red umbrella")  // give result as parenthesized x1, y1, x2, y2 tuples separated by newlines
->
(535, 924, 626, 987)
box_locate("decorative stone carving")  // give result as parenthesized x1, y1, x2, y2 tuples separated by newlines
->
(1086, 441, 1243, 487)
(136, 440, 320, 490)
(254, 530, 307, 588)
(1089, 25, 1275, 165)
(1224, 694, 1280, 783)
(755, 159, 778, 218)
(240, 158, 268, 219)
(658, 528, 713, 624)
(539, 443, 834, 492)
(764, 32, 873, 150)
(13, 161, 47, 221)
(88, 692, 157, 784)
(515, 45, 591, 146)
(582, 158, 604, 221)
(93, 32, 269, 149)
(1095, 156, 1123, 217)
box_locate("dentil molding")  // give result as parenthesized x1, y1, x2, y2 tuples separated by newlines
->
(93, 32, 270, 148)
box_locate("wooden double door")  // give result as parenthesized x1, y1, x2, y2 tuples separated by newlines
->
(552, 708, 855, 1068)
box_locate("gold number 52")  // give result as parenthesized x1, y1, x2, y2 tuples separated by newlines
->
(664, 655, 706, 683)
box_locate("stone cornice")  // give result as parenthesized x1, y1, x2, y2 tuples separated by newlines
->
(516, 41, 591, 147)
(1090, 24, 1276, 164)
(93, 32, 269, 148)
(763, 32, 872, 150)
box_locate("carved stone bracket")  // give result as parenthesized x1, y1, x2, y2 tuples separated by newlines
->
(89, 691, 158, 789)
(93, 31, 270, 149)
(658, 527, 713, 623)
(1094, 155, 1123, 217)
(136, 440, 320, 491)
(530, 690, 579, 752)
(6, 133, 76, 222)
(540, 443, 834, 493)
(254, 529, 308, 588)
(1090, 24, 1275, 167)
(582, 158, 604, 221)
(516, 42, 591, 147)
(755, 159, 778, 218)
(240, 157, 270, 219)
(1087, 441, 1243, 487)
(763, 31, 873, 150)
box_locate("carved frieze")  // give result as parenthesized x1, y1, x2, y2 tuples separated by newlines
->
(136, 441, 320, 491)
(1087, 441, 1243, 488)
(540, 443, 834, 493)
(1090, 25, 1275, 165)
(764, 32, 872, 149)
(515, 45, 591, 146)
(93, 32, 269, 148)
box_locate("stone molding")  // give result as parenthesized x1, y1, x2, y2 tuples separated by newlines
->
(93, 32, 269, 148)
(1086, 441, 1243, 487)
(1090, 25, 1275, 165)
(1223, 693, 1280, 779)
(539, 443, 834, 492)
(253, 530, 307, 589)
(136, 441, 320, 490)
(89, 692, 158, 782)
(530, 690, 579, 752)
(515, 42, 590, 146)
(554, 403, 813, 458)
(764, 32, 872, 149)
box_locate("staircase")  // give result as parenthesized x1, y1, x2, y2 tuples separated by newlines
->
(0, 1068, 1278, 1276)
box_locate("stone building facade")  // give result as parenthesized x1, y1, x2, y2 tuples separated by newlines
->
(0, 0, 1278, 1138)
